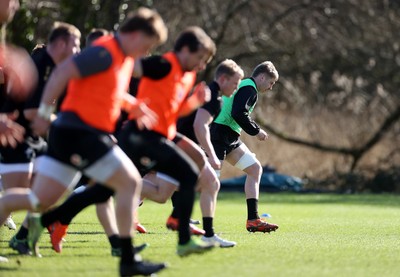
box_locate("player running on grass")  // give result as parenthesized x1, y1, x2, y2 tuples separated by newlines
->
(140, 59, 244, 247)
(29, 26, 218, 258)
(0, 0, 37, 263)
(119, 26, 217, 256)
(59, 28, 148, 256)
(6, 21, 81, 256)
(0, 7, 168, 276)
(210, 61, 280, 233)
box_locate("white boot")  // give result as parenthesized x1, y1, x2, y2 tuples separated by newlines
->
(4, 215, 17, 230)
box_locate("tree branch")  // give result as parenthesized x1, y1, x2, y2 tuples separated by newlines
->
(256, 105, 400, 171)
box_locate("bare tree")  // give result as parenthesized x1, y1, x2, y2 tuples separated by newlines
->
(8, 0, 400, 185)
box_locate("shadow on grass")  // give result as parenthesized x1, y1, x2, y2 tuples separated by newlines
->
(0, 266, 19, 272)
(67, 231, 104, 235)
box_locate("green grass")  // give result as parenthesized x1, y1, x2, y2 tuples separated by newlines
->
(1, 193, 400, 277)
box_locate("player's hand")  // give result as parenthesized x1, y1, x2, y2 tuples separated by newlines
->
(31, 115, 51, 137)
(208, 154, 221, 170)
(192, 82, 211, 107)
(0, 113, 25, 148)
(256, 129, 269, 141)
(130, 102, 158, 130)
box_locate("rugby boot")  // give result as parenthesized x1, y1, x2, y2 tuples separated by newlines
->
(166, 216, 205, 236)
(246, 218, 279, 233)
(201, 234, 236, 248)
(48, 221, 68, 253)
(120, 257, 166, 276)
(135, 222, 147, 234)
(177, 237, 214, 257)
(4, 215, 16, 230)
(9, 235, 32, 255)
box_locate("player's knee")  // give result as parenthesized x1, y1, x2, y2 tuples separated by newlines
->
(246, 161, 262, 179)
(203, 178, 220, 194)
(155, 196, 169, 204)
(107, 168, 140, 193)
(199, 164, 220, 193)
(236, 152, 261, 177)
(214, 178, 221, 192)
(145, 190, 169, 204)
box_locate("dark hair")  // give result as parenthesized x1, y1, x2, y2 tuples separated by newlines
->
(86, 28, 109, 46)
(174, 26, 216, 58)
(48, 21, 81, 44)
(119, 7, 167, 45)
(251, 61, 279, 80)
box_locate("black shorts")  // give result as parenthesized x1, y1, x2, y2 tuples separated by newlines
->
(0, 136, 47, 164)
(0, 142, 35, 164)
(210, 123, 242, 160)
(47, 112, 116, 170)
(117, 121, 199, 185)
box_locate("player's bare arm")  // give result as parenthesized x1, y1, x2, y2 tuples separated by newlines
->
(179, 82, 211, 117)
(193, 108, 221, 169)
(256, 128, 269, 141)
(121, 92, 158, 130)
(32, 58, 80, 136)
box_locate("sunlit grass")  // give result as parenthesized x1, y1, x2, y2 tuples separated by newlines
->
(1, 193, 399, 277)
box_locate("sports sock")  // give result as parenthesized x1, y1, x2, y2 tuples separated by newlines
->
(41, 184, 114, 227)
(246, 198, 259, 220)
(15, 226, 28, 240)
(108, 234, 120, 249)
(203, 217, 214, 237)
(177, 186, 194, 245)
(170, 191, 179, 218)
(120, 237, 134, 264)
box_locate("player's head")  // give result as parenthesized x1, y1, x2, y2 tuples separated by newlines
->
(251, 61, 279, 93)
(86, 28, 109, 47)
(48, 21, 81, 62)
(174, 26, 216, 72)
(0, 0, 19, 24)
(214, 59, 244, 97)
(118, 7, 167, 58)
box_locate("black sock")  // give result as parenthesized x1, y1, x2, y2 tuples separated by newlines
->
(15, 226, 28, 240)
(120, 237, 134, 265)
(203, 217, 214, 237)
(108, 234, 120, 249)
(170, 191, 180, 218)
(177, 188, 194, 245)
(41, 184, 114, 227)
(246, 198, 259, 220)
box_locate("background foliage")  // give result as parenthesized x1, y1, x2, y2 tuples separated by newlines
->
(6, 0, 400, 191)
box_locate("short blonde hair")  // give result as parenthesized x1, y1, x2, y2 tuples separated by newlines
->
(215, 59, 244, 79)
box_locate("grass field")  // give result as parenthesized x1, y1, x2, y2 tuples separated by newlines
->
(1, 193, 400, 277)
